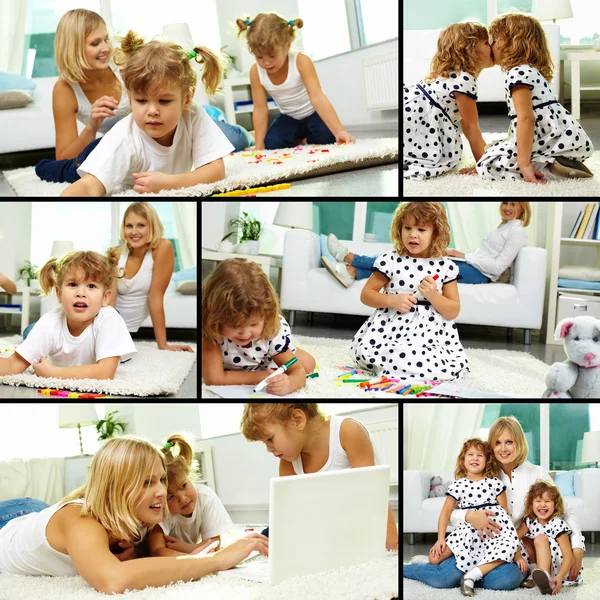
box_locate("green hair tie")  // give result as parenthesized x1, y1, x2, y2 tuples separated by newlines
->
(186, 49, 197, 59)
(163, 442, 173, 450)
(132, 44, 139, 51)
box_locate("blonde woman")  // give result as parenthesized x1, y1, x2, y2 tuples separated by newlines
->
(0, 437, 268, 594)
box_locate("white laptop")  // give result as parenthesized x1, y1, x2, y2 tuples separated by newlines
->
(218, 465, 390, 585)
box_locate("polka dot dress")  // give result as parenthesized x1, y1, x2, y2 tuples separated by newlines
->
(349, 252, 468, 381)
(220, 315, 297, 371)
(445, 478, 519, 574)
(403, 72, 478, 180)
(477, 65, 594, 181)
(524, 516, 583, 586)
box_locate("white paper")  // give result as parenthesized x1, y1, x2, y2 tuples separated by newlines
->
(204, 385, 300, 399)
(429, 382, 530, 399)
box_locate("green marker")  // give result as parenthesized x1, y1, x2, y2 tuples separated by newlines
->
(342, 379, 370, 383)
(306, 372, 319, 379)
(254, 357, 299, 393)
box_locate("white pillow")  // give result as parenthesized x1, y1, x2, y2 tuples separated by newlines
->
(176, 280, 197, 295)
(0, 90, 33, 110)
(558, 265, 600, 281)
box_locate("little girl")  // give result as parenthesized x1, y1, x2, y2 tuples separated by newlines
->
(148, 434, 233, 557)
(236, 12, 355, 150)
(514, 480, 582, 595)
(240, 403, 398, 551)
(202, 258, 315, 396)
(350, 201, 468, 381)
(477, 13, 594, 183)
(0, 250, 136, 380)
(61, 30, 233, 196)
(403, 22, 495, 180)
(429, 438, 518, 596)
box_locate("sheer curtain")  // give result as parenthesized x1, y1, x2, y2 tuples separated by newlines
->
(173, 202, 197, 269)
(0, 0, 28, 73)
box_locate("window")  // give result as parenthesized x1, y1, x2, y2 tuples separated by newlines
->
(556, 0, 600, 45)
(403, 0, 487, 30)
(356, 0, 399, 45)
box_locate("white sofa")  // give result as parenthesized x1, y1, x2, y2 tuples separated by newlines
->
(279, 230, 547, 344)
(403, 23, 561, 103)
(403, 469, 600, 545)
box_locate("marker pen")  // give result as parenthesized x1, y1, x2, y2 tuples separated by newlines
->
(413, 273, 440, 301)
(253, 357, 299, 393)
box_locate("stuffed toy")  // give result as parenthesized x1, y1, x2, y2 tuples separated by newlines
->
(542, 316, 600, 399)
(429, 475, 452, 498)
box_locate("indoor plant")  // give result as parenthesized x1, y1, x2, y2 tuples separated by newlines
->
(19, 260, 39, 289)
(221, 211, 263, 254)
(95, 410, 127, 441)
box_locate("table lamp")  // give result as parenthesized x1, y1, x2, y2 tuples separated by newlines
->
(581, 431, 600, 468)
(51, 240, 74, 258)
(273, 202, 313, 230)
(534, 0, 573, 23)
(59, 404, 98, 456)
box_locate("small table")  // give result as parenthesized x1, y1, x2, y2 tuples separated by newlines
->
(0, 285, 38, 335)
(561, 50, 600, 119)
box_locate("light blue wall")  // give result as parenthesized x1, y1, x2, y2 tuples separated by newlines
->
(403, 0, 487, 29)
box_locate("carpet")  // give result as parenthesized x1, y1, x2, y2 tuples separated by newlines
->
(0, 552, 398, 600)
(2, 138, 398, 197)
(403, 132, 600, 197)
(403, 558, 600, 599)
(201, 335, 549, 398)
(0, 335, 196, 397)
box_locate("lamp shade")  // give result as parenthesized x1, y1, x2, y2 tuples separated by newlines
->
(534, 0, 573, 21)
(581, 431, 600, 463)
(273, 202, 313, 230)
(58, 404, 98, 428)
(51, 240, 74, 258)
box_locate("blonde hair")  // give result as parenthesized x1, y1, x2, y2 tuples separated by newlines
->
(113, 30, 225, 97)
(488, 416, 530, 468)
(390, 202, 451, 258)
(240, 403, 327, 442)
(38, 249, 122, 297)
(489, 13, 553, 82)
(61, 436, 168, 543)
(118, 202, 165, 254)
(161, 433, 201, 485)
(424, 22, 489, 83)
(236, 12, 303, 57)
(54, 9, 115, 84)
(454, 438, 499, 480)
(523, 479, 565, 521)
(499, 202, 531, 228)
(202, 258, 282, 346)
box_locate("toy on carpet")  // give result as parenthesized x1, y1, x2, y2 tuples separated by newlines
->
(542, 316, 600, 399)
(211, 183, 291, 196)
(38, 388, 114, 398)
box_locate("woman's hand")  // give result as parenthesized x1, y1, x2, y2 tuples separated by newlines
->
(447, 250, 465, 259)
(211, 534, 268, 571)
(132, 172, 176, 194)
(429, 539, 446, 559)
(164, 535, 198, 554)
(159, 343, 195, 352)
(520, 163, 547, 184)
(87, 95, 119, 133)
(387, 293, 418, 314)
(266, 373, 293, 396)
(335, 130, 356, 144)
(33, 356, 55, 378)
(465, 509, 502, 541)
(568, 547, 583, 580)
(417, 276, 439, 302)
(458, 166, 478, 175)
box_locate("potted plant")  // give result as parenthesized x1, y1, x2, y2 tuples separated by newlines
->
(19, 260, 39, 290)
(222, 211, 262, 255)
(95, 410, 127, 441)
(221, 45, 238, 79)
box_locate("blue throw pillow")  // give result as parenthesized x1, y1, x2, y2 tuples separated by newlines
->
(0, 72, 37, 98)
(554, 470, 575, 497)
(172, 266, 196, 283)
(320, 234, 337, 263)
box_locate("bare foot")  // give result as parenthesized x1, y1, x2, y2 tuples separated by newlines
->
(346, 265, 356, 278)
(345, 252, 355, 264)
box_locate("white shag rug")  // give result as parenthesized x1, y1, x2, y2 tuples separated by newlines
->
(3, 138, 398, 197)
(403, 132, 600, 197)
(201, 334, 549, 398)
(0, 335, 196, 397)
(0, 552, 398, 600)
(403, 557, 600, 599)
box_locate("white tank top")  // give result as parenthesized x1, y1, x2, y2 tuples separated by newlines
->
(291, 415, 381, 474)
(0, 499, 83, 576)
(116, 246, 154, 332)
(66, 65, 130, 134)
(256, 51, 316, 120)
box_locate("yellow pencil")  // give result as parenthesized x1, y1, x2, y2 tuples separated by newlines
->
(212, 183, 291, 197)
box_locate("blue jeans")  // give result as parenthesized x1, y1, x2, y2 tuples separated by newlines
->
(0, 498, 49, 530)
(213, 120, 254, 152)
(403, 555, 526, 590)
(264, 111, 335, 150)
(457, 262, 491, 284)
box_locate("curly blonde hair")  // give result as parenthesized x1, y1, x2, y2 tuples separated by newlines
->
(390, 202, 451, 258)
(498, 202, 531, 228)
(240, 403, 327, 441)
(424, 22, 489, 83)
(202, 258, 282, 346)
(454, 438, 499, 480)
(523, 479, 565, 522)
(489, 13, 553, 82)
(236, 12, 303, 56)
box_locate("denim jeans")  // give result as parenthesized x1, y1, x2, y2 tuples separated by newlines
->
(0, 498, 50, 530)
(213, 120, 254, 152)
(264, 111, 335, 150)
(349, 254, 377, 281)
(403, 555, 526, 590)
(457, 262, 491, 284)
(35, 138, 102, 183)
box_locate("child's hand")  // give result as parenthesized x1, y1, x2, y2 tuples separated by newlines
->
(266, 373, 293, 396)
(110, 541, 136, 561)
(520, 163, 547, 184)
(514, 554, 528, 573)
(417, 276, 439, 301)
(429, 539, 446, 558)
(33, 356, 55, 378)
(335, 130, 356, 144)
(132, 171, 175, 194)
(551, 576, 562, 595)
(459, 166, 478, 175)
(164, 535, 198, 554)
(387, 293, 417, 314)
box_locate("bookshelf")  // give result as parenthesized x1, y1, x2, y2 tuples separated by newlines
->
(546, 202, 600, 346)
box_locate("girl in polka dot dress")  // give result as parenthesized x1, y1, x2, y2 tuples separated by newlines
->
(201, 258, 316, 396)
(429, 438, 519, 597)
(514, 480, 582, 595)
(350, 202, 468, 382)
(476, 13, 593, 183)
(403, 22, 495, 180)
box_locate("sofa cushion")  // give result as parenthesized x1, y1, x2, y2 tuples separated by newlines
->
(554, 470, 576, 497)
(0, 90, 33, 109)
(0, 72, 37, 96)
(172, 266, 197, 283)
(176, 280, 197, 295)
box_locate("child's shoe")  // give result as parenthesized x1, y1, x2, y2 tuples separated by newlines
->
(327, 233, 349, 263)
(555, 156, 593, 177)
(460, 576, 476, 597)
(550, 157, 593, 178)
(519, 575, 535, 588)
(531, 568, 553, 595)
(321, 256, 355, 288)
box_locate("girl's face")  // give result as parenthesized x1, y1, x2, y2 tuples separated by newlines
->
(493, 429, 517, 468)
(84, 24, 112, 70)
(166, 475, 198, 517)
(261, 422, 302, 462)
(136, 457, 168, 525)
(532, 491, 556, 523)
(490, 34, 505, 65)
(401, 215, 434, 258)
(476, 38, 494, 72)
(129, 83, 192, 146)
(464, 445, 486, 477)
(254, 44, 290, 76)
(501, 202, 523, 221)
(125, 212, 150, 248)
(222, 317, 265, 346)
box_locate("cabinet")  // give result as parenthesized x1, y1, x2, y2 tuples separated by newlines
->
(222, 76, 279, 125)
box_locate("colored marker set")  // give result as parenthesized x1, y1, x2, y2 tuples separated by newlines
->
(38, 388, 112, 398)
(334, 365, 377, 385)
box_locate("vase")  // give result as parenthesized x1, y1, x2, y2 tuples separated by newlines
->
(594, 39, 600, 52)
(246, 240, 260, 255)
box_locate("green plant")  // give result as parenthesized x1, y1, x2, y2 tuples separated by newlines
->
(19, 261, 38, 285)
(222, 211, 263, 242)
(221, 45, 238, 79)
(95, 410, 127, 441)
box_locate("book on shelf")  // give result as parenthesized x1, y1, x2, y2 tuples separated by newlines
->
(575, 203, 595, 239)
(595, 207, 600, 240)
(569, 209, 584, 238)
(584, 203, 600, 239)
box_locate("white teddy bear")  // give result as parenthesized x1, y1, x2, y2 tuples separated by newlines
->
(542, 316, 600, 399)
(429, 475, 452, 498)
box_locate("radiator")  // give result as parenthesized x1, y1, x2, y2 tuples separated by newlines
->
(367, 419, 399, 485)
(362, 51, 399, 111)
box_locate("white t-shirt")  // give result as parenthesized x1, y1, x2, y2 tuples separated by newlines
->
(159, 483, 233, 544)
(77, 104, 234, 193)
(16, 305, 137, 366)
(116, 247, 153, 333)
